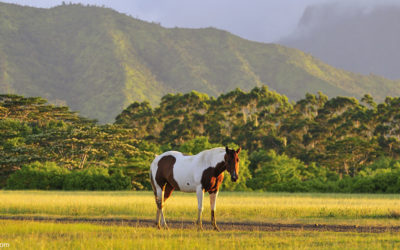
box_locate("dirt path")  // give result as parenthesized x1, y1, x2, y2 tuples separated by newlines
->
(1, 215, 399, 233)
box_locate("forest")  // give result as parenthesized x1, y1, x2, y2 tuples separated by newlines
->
(2, 86, 400, 193)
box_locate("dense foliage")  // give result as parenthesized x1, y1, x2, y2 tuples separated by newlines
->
(0, 94, 152, 189)
(3, 87, 400, 193)
(1, 2, 400, 123)
(6, 162, 132, 190)
(116, 86, 400, 192)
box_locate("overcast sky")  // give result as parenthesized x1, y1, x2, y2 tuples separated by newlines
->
(1, 0, 398, 43)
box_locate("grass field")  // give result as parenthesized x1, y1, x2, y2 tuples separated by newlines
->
(1, 191, 400, 226)
(1, 191, 400, 249)
(1, 220, 400, 250)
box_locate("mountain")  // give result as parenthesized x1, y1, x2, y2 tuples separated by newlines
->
(1, 2, 400, 123)
(281, 2, 400, 80)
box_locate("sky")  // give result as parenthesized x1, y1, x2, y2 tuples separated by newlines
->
(1, 0, 397, 43)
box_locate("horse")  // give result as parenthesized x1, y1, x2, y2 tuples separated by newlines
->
(149, 146, 241, 231)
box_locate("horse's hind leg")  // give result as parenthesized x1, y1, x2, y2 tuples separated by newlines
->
(153, 182, 174, 229)
(159, 183, 174, 229)
(164, 183, 175, 202)
(155, 187, 164, 229)
(150, 171, 162, 229)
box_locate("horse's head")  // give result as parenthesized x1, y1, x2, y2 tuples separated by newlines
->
(224, 146, 241, 182)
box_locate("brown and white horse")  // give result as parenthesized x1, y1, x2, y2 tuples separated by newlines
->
(150, 146, 241, 231)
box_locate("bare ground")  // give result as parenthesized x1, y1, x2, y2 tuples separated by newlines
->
(1, 215, 399, 233)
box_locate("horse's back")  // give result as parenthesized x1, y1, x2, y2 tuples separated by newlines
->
(151, 150, 185, 163)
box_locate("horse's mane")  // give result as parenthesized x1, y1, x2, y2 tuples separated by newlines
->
(196, 147, 225, 168)
(195, 147, 224, 155)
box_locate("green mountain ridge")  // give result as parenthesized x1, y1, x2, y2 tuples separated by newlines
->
(0, 2, 399, 123)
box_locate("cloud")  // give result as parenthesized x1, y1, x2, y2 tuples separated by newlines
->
(111, 0, 332, 43)
(3, 0, 328, 42)
(4, 0, 400, 43)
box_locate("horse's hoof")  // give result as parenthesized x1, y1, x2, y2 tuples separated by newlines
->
(213, 226, 220, 232)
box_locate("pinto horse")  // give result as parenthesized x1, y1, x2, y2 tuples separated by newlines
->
(150, 146, 241, 231)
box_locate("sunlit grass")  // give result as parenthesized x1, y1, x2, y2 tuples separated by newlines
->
(1, 191, 400, 226)
(1, 220, 399, 250)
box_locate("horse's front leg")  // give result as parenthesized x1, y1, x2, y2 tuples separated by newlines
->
(196, 186, 204, 230)
(210, 191, 220, 231)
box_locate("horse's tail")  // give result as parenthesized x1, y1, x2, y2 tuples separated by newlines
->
(149, 171, 156, 196)
(149, 155, 158, 196)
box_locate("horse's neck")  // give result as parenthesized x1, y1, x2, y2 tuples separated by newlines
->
(198, 148, 225, 167)
(196, 148, 226, 176)
(213, 161, 226, 177)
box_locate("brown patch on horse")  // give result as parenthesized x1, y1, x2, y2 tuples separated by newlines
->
(201, 161, 225, 193)
(155, 155, 181, 191)
(164, 183, 174, 201)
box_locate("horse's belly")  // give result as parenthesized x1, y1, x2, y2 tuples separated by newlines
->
(175, 175, 198, 192)
(179, 185, 197, 192)
(173, 165, 199, 193)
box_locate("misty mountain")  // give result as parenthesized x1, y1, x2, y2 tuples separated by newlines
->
(1, 2, 400, 123)
(281, 2, 400, 80)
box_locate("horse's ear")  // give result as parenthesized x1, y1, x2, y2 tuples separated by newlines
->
(236, 147, 241, 154)
(225, 146, 229, 153)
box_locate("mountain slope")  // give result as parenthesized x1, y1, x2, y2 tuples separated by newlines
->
(281, 2, 400, 80)
(0, 2, 399, 122)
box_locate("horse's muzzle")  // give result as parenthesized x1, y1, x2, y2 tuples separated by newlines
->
(231, 174, 238, 182)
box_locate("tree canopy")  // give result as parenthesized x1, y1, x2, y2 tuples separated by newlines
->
(3, 88, 400, 193)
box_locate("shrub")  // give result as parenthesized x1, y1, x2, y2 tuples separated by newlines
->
(6, 162, 69, 190)
(63, 167, 131, 190)
(6, 162, 132, 190)
(247, 150, 304, 191)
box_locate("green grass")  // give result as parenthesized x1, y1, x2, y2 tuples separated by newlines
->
(1, 191, 400, 249)
(1, 220, 400, 250)
(1, 191, 400, 226)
